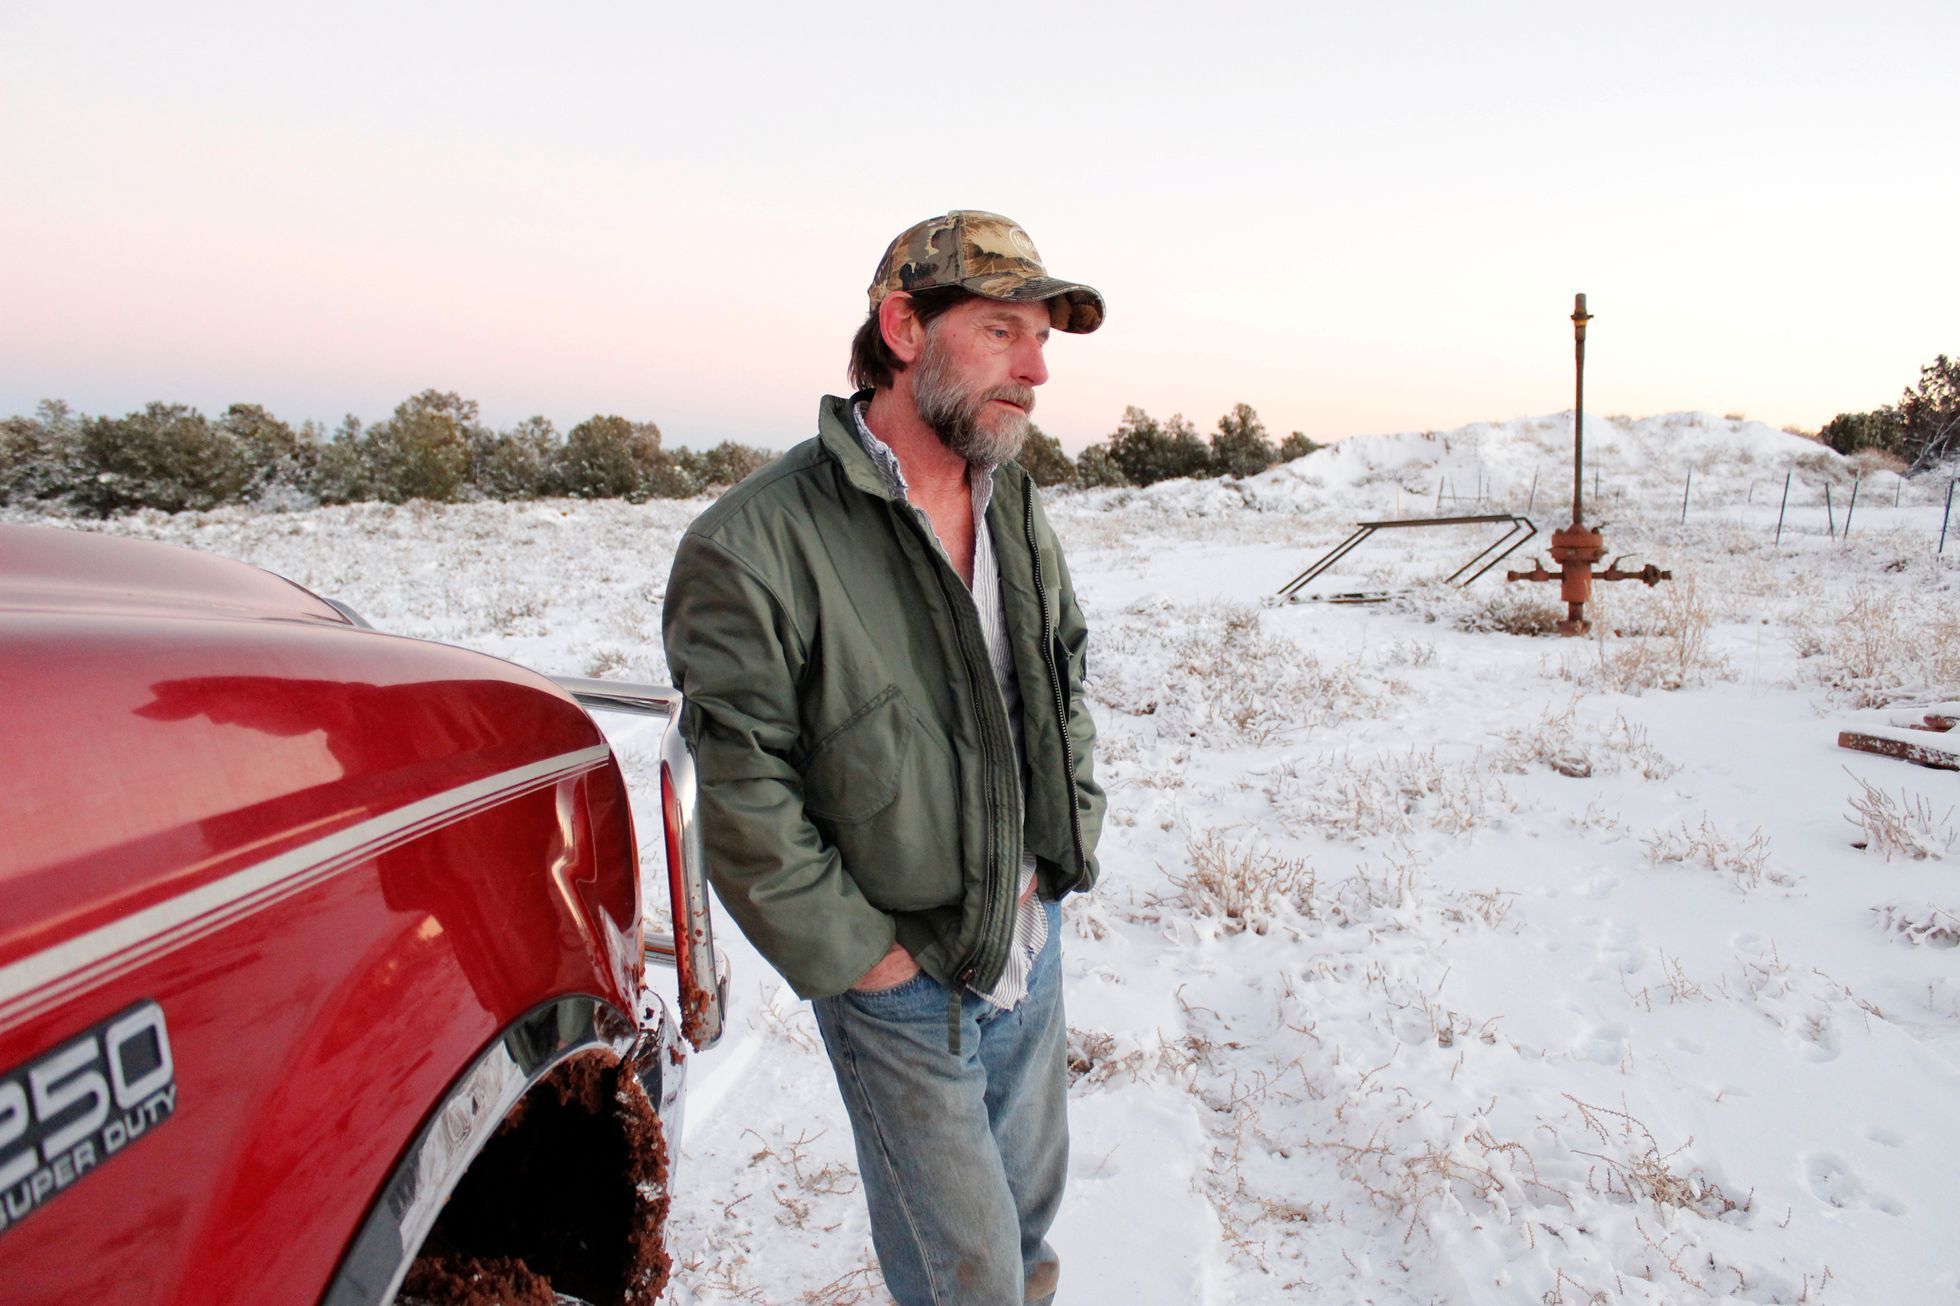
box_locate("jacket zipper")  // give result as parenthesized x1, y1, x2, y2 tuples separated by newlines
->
(1024, 482, 1088, 874)
(887, 502, 1016, 1010)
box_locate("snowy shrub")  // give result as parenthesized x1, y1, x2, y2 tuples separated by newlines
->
(1143, 830, 1320, 937)
(1792, 586, 1960, 707)
(1492, 701, 1678, 780)
(1091, 601, 1393, 745)
(1452, 587, 1563, 637)
(1870, 901, 1960, 947)
(1563, 1096, 1747, 1219)
(1642, 814, 1785, 888)
(1267, 747, 1512, 841)
(1845, 774, 1955, 861)
(1566, 576, 1730, 694)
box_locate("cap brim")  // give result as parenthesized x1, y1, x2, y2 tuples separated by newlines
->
(960, 275, 1105, 334)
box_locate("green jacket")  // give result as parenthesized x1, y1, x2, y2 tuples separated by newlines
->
(662, 393, 1105, 1000)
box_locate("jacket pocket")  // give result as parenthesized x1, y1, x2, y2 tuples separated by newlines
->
(803, 684, 909, 823)
(802, 685, 964, 912)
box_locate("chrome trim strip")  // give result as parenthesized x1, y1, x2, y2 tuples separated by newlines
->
(552, 676, 727, 1050)
(0, 745, 612, 1031)
(322, 994, 684, 1306)
(551, 675, 682, 719)
(319, 595, 373, 629)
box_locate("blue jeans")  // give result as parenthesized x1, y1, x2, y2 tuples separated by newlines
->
(812, 899, 1067, 1306)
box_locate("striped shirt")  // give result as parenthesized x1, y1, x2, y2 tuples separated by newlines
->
(852, 401, 1048, 1011)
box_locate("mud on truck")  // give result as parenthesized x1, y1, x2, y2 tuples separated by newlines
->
(0, 522, 727, 1305)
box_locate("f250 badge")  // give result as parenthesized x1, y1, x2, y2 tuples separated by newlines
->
(1, 1001, 177, 1234)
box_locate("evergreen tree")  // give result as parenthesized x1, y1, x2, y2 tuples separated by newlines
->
(1015, 425, 1076, 488)
(1899, 354, 1960, 471)
(559, 415, 664, 501)
(1209, 402, 1276, 478)
(1073, 442, 1129, 488)
(1105, 406, 1210, 486)
(219, 403, 317, 505)
(0, 400, 82, 507)
(72, 402, 249, 516)
(1277, 431, 1323, 462)
(472, 415, 560, 499)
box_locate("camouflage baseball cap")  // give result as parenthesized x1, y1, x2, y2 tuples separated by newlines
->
(868, 210, 1104, 334)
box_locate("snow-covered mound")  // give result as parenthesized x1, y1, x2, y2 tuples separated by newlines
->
(1090, 411, 1856, 523)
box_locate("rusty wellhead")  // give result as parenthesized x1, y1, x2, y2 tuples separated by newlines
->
(1506, 294, 1671, 634)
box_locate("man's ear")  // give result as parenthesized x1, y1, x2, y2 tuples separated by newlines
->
(879, 292, 927, 366)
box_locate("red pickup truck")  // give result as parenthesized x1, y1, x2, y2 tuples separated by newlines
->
(0, 522, 724, 1305)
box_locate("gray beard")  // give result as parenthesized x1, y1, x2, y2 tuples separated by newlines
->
(910, 333, 1034, 470)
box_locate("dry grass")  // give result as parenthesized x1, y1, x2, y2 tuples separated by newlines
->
(1869, 901, 1960, 948)
(1845, 773, 1955, 861)
(1492, 700, 1678, 780)
(1092, 601, 1396, 745)
(1564, 1096, 1748, 1220)
(1643, 814, 1786, 889)
(1792, 587, 1960, 708)
(1566, 576, 1731, 694)
(1144, 830, 1321, 936)
(1268, 747, 1513, 841)
(1454, 587, 1565, 637)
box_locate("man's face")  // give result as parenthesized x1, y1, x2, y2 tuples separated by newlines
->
(909, 298, 1052, 469)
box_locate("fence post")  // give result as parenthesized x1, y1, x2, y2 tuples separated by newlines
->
(1527, 468, 1539, 515)
(1942, 478, 1955, 556)
(1826, 484, 1836, 539)
(1776, 472, 1792, 544)
(1436, 477, 1444, 510)
(1680, 468, 1692, 523)
(1844, 469, 1862, 538)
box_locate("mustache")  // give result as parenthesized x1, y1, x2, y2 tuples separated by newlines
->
(980, 385, 1036, 414)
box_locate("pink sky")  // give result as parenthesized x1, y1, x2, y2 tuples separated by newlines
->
(3, 2, 1954, 452)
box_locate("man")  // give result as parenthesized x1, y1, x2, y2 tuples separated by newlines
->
(662, 211, 1106, 1305)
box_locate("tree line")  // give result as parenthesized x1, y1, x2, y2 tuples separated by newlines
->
(1816, 353, 1959, 472)
(0, 390, 774, 516)
(1, 390, 1326, 516)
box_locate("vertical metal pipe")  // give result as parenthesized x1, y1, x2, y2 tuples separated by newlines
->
(1942, 478, 1955, 555)
(1845, 469, 1862, 537)
(1826, 484, 1836, 539)
(1680, 468, 1692, 524)
(1572, 293, 1591, 527)
(1895, 476, 1903, 509)
(1776, 471, 1792, 543)
(1527, 468, 1539, 514)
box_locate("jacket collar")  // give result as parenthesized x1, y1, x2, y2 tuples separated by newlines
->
(818, 391, 1033, 516)
(817, 392, 902, 503)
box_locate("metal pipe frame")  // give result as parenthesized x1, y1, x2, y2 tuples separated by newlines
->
(1275, 514, 1539, 602)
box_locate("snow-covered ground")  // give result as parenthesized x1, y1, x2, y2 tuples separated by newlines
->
(19, 412, 1960, 1303)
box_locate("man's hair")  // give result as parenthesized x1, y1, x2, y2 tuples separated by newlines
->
(848, 287, 978, 392)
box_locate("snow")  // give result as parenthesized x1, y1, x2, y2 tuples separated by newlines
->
(17, 410, 1959, 1303)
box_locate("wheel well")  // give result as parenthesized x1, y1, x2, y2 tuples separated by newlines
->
(400, 1049, 672, 1305)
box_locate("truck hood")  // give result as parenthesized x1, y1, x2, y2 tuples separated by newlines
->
(0, 522, 348, 624)
(0, 524, 609, 978)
